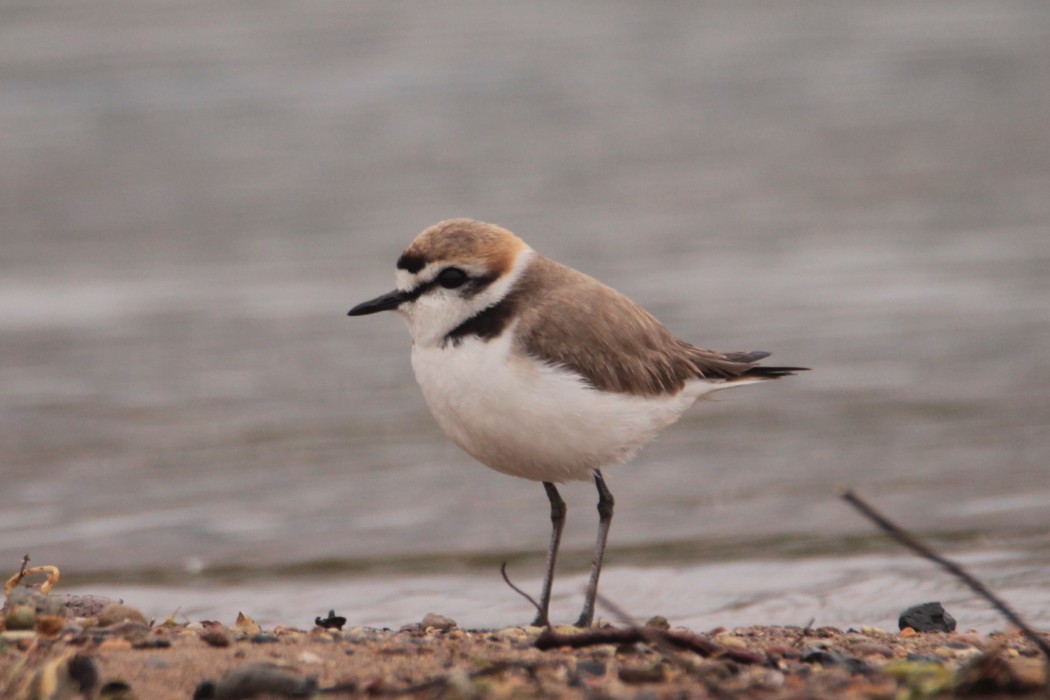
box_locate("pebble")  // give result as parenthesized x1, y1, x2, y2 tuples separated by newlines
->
(200, 629, 232, 648)
(5, 605, 37, 630)
(249, 633, 279, 644)
(420, 612, 457, 632)
(618, 663, 667, 684)
(852, 642, 894, 658)
(714, 633, 748, 650)
(97, 604, 147, 627)
(54, 594, 118, 619)
(645, 616, 670, 630)
(99, 679, 135, 700)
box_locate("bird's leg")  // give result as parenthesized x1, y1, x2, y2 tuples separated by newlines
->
(576, 470, 614, 627)
(532, 481, 566, 627)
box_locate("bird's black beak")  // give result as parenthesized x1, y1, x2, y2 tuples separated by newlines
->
(348, 289, 411, 316)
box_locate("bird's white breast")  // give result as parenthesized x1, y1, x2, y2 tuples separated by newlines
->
(410, 325, 714, 483)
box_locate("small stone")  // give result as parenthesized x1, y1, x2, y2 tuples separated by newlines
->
(420, 612, 457, 632)
(5, 605, 37, 630)
(852, 642, 894, 658)
(55, 594, 118, 619)
(618, 663, 667, 684)
(801, 648, 873, 674)
(99, 679, 135, 700)
(35, 614, 66, 637)
(899, 602, 956, 633)
(200, 628, 232, 648)
(644, 616, 670, 631)
(97, 604, 147, 627)
(250, 633, 279, 644)
(714, 632, 747, 649)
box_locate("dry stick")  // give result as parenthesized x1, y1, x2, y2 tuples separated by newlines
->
(534, 611, 765, 665)
(841, 488, 1050, 661)
(499, 562, 546, 626)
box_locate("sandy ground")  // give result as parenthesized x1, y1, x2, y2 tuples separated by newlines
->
(2, 596, 1048, 699)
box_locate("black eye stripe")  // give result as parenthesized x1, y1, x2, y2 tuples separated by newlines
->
(402, 269, 498, 301)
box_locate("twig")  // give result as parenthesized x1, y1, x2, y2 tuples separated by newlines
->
(499, 562, 545, 626)
(535, 619, 765, 666)
(841, 489, 1050, 662)
(793, 617, 816, 649)
(4, 556, 61, 596)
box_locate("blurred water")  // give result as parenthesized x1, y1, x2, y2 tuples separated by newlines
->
(3, 1, 1049, 629)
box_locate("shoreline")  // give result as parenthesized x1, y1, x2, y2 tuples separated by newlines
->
(2, 596, 1047, 699)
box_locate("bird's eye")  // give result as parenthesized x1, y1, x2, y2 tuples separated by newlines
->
(436, 267, 468, 289)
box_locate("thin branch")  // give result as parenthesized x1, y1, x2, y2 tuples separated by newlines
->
(841, 489, 1050, 661)
(535, 618, 765, 666)
(499, 562, 545, 625)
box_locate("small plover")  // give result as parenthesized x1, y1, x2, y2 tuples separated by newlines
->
(349, 219, 805, 626)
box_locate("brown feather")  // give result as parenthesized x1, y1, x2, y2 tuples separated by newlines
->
(509, 257, 787, 396)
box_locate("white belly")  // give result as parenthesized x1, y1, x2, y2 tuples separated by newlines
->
(410, 330, 713, 482)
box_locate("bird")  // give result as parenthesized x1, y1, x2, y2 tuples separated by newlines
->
(348, 219, 805, 627)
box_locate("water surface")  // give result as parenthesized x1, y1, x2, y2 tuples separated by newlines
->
(3, 1, 1049, 630)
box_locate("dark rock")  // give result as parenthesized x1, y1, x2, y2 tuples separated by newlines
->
(249, 633, 279, 644)
(314, 609, 346, 630)
(899, 602, 956, 633)
(99, 679, 135, 700)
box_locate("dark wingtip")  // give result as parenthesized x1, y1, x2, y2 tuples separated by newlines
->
(742, 365, 809, 379)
